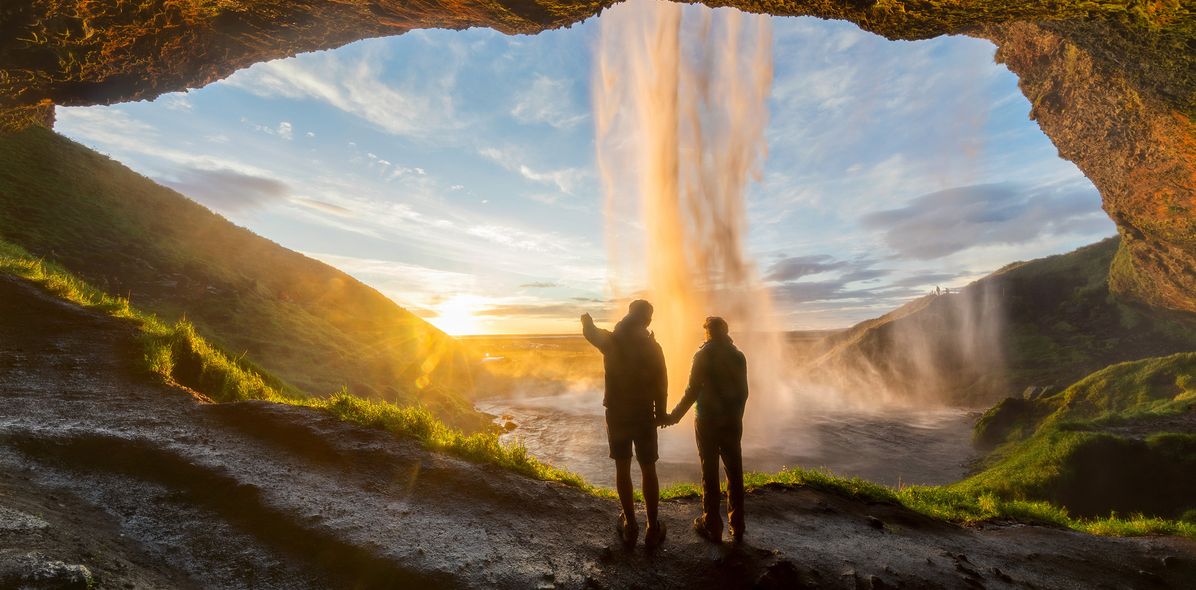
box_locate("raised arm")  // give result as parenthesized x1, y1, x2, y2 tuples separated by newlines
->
(580, 313, 614, 354)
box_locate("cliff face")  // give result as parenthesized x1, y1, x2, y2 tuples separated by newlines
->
(0, 0, 1192, 312)
(987, 20, 1196, 315)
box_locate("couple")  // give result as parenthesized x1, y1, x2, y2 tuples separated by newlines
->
(581, 299, 748, 550)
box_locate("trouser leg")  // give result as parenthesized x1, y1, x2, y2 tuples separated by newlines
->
(696, 421, 723, 535)
(640, 461, 659, 527)
(721, 424, 745, 537)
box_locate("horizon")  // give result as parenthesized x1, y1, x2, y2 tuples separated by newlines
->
(53, 8, 1115, 336)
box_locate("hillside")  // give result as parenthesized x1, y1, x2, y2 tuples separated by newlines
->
(3, 273, 1193, 589)
(806, 238, 1196, 407)
(962, 353, 1196, 519)
(0, 127, 483, 429)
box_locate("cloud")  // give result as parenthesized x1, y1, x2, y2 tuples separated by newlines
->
(163, 94, 193, 111)
(478, 146, 586, 194)
(162, 167, 290, 213)
(277, 121, 294, 140)
(292, 197, 354, 217)
(766, 255, 847, 282)
(222, 47, 458, 138)
(860, 182, 1111, 259)
(476, 302, 585, 318)
(520, 282, 559, 289)
(510, 75, 587, 129)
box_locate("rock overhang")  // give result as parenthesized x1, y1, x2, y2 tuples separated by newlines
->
(0, 0, 1192, 312)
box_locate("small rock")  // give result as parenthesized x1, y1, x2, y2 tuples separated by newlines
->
(1161, 555, 1178, 568)
(1137, 570, 1164, 585)
(865, 516, 884, 530)
(990, 567, 1013, 583)
(955, 561, 982, 580)
(868, 574, 892, 589)
(0, 553, 94, 590)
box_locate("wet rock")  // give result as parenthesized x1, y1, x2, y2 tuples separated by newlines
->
(866, 516, 884, 530)
(0, 552, 94, 590)
(1136, 569, 1165, 585)
(0, 506, 50, 531)
(754, 560, 814, 590)
(991, 567, 1013, 583)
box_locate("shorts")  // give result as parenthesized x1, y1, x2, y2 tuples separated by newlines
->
(605, 411, 658, 464)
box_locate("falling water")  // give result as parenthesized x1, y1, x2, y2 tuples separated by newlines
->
(594, 0, 792, 429)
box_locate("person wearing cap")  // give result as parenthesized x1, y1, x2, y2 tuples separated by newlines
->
(666, 316, 749, 544)
(581, 300, 669, 548)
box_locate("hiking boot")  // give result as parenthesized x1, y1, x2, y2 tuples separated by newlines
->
(692, 516, 722, 543)
(616, 513, 639, 548)
(644, 520, 667, 549)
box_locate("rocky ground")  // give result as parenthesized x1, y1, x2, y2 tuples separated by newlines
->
(2, 274, 1194, 589)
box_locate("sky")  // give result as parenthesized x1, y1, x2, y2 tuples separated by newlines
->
(53, 5, 1115, 335)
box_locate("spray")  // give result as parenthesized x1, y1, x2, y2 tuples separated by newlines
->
(594, 0, 792, 432)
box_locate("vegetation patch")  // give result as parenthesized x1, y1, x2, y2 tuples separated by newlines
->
(0, 128, 481, 430)
(3, 237, 1191, 538)
(0, 239, 605, 496)
(964, 353, 1196, 519)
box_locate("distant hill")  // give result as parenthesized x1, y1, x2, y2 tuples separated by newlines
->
(0, 127, 484, 429)
(804, 238, 1196, 407)
(961, 352, 1196, 519)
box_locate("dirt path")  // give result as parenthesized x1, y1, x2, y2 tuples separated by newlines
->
(1, 275, 1193, 589)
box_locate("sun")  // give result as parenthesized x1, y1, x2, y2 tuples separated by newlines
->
(432, 295, 483, 336)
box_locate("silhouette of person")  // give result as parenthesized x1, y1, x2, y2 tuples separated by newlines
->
(581, 300, 669, 548)
(936, 286, 941, 296)
(665, 316, 748, 544)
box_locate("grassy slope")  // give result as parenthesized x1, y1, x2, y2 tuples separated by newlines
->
(811, 238, 1196, 406)
(2, 242, 1191, 538)
(964, 353, 1196, 518)
(0, 127, 484, 429)
(0, 240, 592, 491)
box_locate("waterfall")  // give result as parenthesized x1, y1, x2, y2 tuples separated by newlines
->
(594, 0, 792, 427)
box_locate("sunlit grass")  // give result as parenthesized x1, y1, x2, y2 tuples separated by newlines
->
(0, 239, 604, 494)
(1, 237, 1189, 539)
(662, 466, 1194, 538)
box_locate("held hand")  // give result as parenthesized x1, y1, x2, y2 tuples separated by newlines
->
(580, 312, 594, 326)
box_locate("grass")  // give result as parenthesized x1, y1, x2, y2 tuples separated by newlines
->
(0, 128, 482, 430)
(0, 238, 605, 495)
(660, 465, 1195, 538)
(3, 236, 1191, 538)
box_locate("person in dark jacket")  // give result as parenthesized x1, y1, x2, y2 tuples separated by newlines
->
(581, 300, 669, 548)
(666, 316, 748, 543)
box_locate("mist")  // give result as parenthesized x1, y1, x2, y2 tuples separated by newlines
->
(594, 0, 795, 434)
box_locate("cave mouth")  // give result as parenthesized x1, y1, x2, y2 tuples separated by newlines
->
(51, 7, 1115, 337)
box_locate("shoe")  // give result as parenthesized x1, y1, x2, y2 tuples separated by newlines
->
(616, 513, 639, 548)
(644, 520, 667, 549)
(730, 529, 744, 545)
(692, 516, 722, 543)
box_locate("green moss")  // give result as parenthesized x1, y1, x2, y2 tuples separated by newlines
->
(0, 127, 484, 430)
(963, 353, 1196, 518)
(0, 238, 602, 495)
(4, 236, 1192, 538)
